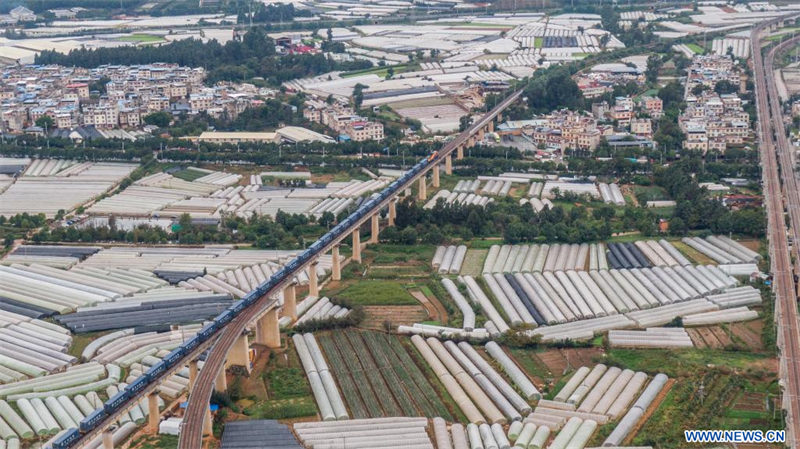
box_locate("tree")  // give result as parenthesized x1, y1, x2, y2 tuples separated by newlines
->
(459, 115, 473, 132)
(714, 80, 737, 95)
(144, 111, 172, 128)
(645, 54, 662, 84)
(657, 81, 684, 110)
(386, 67, 394, 79)
(35, 115, 54, 131)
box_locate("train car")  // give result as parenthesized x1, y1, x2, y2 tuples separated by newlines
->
(126, 376, 149, 396)
(163, 347, 186, 366)
(147, 360, 168, 378)
(80, 407, 108, 432)
(230, 300, 246, 315)
(197, 323, 217, 341)
(214, 310, 233, 327)
(104, 390, 130, 414)
(182, 335, 202, 353)
(52, 427, 81, 449)
(427, 151, 439, 162)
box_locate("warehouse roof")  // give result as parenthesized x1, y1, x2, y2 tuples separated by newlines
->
(276, 126, 334, 144)
(221, 420, 302, 449)
(197, 132, 278, 143)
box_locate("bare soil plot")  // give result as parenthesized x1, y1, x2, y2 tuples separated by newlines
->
(694, 326, 724, 348)
(730, 322, 763, 350)
(708, 326, 734, 346)
(686, 328, 707, 348)
(360, 305, 428, 330)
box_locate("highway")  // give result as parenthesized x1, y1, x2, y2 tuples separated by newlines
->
(752, 15, 800, 448)
(175, 89, 523, 449)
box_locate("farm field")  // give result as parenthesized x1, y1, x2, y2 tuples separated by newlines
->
(327, 280, 419, 305)
(317, 329, 456, 420)
(172, 167, 209, 182)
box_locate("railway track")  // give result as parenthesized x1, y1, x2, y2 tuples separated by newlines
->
(176, 90, 522, 449)
(752, 16, 800, 448)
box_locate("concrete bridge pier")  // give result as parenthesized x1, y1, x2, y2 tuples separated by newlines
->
(371, 214, 379, 244)
(255, 309, 280, 349)
(418, 175, 427, 200)
(445, 155, 452, 175)
(457, 146, 464, 160)
(214, 369, 227, 392)
(388, 199, 396, 226)
(432, 164, 440, 188)
(352, 229, 361, 263)
(225, 334, 251, 374)
(331, 246, 341, 280)
(308, 262, 319, 297)
(283, 283, 297, 321)
(102, 429, 114, 449)
(203, 408, 213, 437)
(188, 360, 198, 391)
(148, 393, 159, 434)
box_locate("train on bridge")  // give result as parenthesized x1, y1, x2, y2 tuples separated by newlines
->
(51, 151, 439, 449)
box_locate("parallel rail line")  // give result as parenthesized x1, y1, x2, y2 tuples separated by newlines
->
(752, 15, 800, 448)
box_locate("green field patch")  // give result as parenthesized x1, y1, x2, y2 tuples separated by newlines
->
(331, 280, 419, 305)
(244, 396, 318, 419)
(117, 34, 165, 43)
(534, 37, 544, 49)
(172, 168, 208, 182)
(606, 348, 775, 378)
(342, 64, 411, 78)
(686, 43, 705, 54)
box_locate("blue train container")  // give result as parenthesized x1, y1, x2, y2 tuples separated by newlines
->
(147, 360, 168, 378)
(126, 376, 149, 396)
(81, 407, 109, 432)
(52, 427, 81, 449)
(214, 310, 233, 327)
(230, 300, 245, 315)
(162, 347, 186, 366)
(104, 390, 130, 414)
(197, 323, 217, 341)
(183, 335, 201, 353)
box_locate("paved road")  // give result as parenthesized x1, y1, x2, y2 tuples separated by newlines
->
(752, 17, 800, 448)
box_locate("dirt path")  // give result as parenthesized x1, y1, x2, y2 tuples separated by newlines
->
(409, 289, 443, 322)
(411, 287, 449, 325)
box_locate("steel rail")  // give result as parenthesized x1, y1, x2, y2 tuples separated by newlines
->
(174, 89, 522, 449)
(752, 15, 800, 448)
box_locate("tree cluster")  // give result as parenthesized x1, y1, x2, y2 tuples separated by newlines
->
(654, 160, 765, 237)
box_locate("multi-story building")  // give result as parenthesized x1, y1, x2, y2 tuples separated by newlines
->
(1, 63, 270, 134)
(640, 96, 663, 118)
(630, 118, 652, 139)
(303, 97, 384, 142)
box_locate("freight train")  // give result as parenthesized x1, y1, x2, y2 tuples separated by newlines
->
(51, 151, 438, 449)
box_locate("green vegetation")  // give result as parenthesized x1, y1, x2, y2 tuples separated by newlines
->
(35, 28, 372, 86)
(129, 435, 180, 449)
(244, 396, 318, 419)
(633, 373, 780, 447)
(369, 243, 437, 264)
(330, 280, 418, 306)
(171, 168, 208, 182)
(342, 64, 411, 78)
(0, 212, 47, 250)
(686, 43, 705, 54)
(534, 37, 544, 48)
(605, 348, 775, 378)
(265, 367, 310, 399)
(116, 34, 165, 43)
